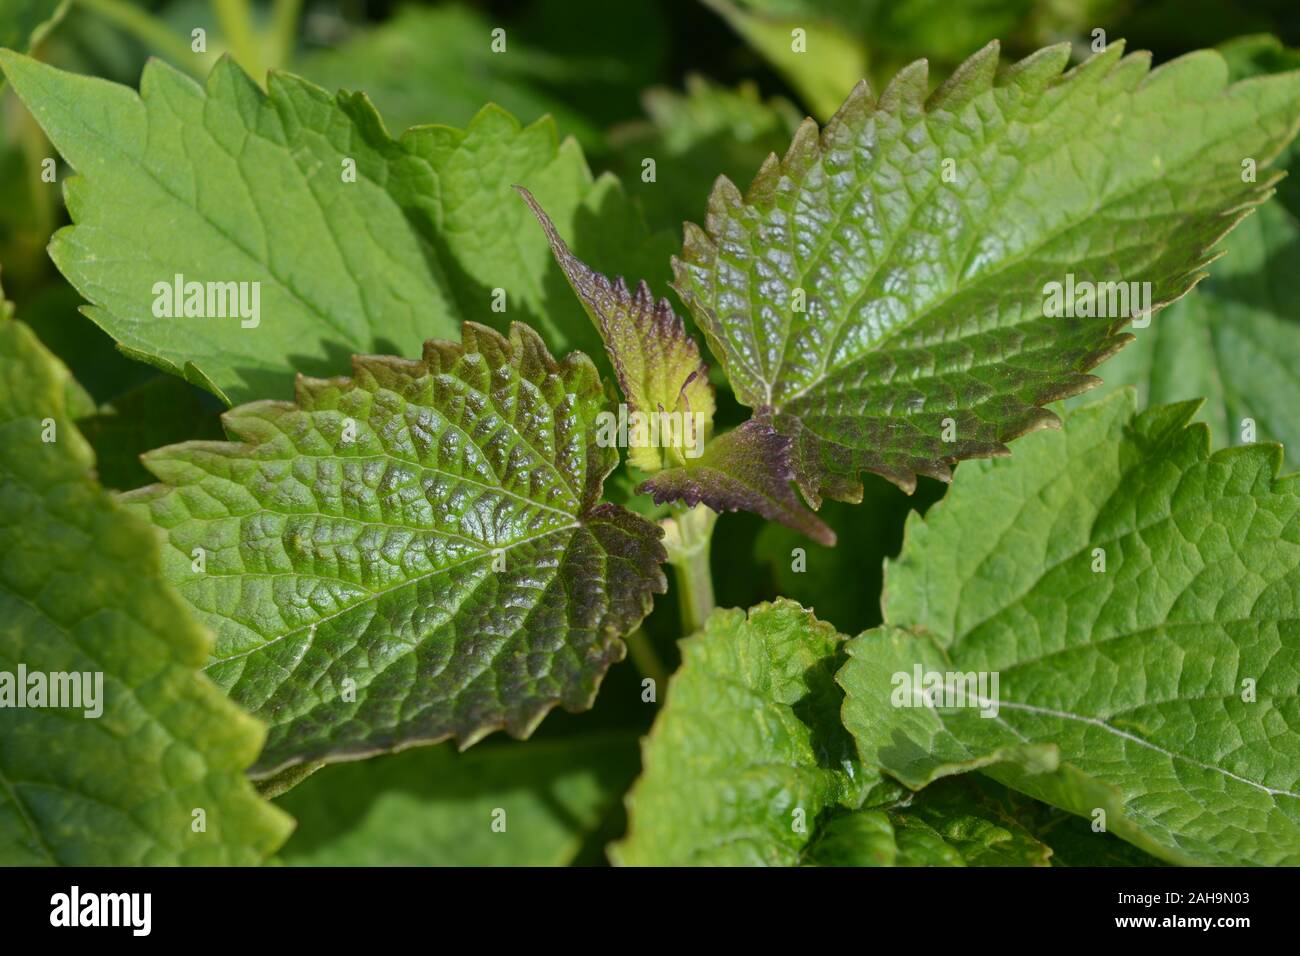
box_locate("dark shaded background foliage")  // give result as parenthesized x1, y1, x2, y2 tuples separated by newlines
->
(5, 0, 1298, 864)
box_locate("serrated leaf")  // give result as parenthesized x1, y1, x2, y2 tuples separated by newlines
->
(406, 108, 675, 375)
(672, 41, 1300, 505)
(1217, 34, 1300, 218)
(612, 600, 889, 866)
(516, 190, 833, 541)
(839, 391, 1300, 866)
(0, 52, 672, 404)
(0, 50, 457, 405)
(517, 185, 714, 472)
(0, 303, 291, 865)
(615, 597, 1053, 866)
(1077, 38, 1300, 470)
(1078, 200, 1300, 471)
(121, 321, 666, 777)
(276, 733, 638, 866)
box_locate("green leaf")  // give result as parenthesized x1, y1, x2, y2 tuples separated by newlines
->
(1217, 34, 1300, 217)
(1077, 200, 1300, 472)
(0, 50, 457, 405)
(1076, 37, 1300, 470)
(276, 734, 638, 866)
(615, 597, 1052, 866)
(0, 51, 672, 404)
(612, 600, 887, 866)
(671, 41, 1300, 506)
(402, 107, 674, 375)
(0, 304, 291, 865)
(121, 321, 666, 777)
(839, 391, 1300, 866)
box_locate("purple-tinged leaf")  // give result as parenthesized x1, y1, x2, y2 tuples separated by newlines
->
(517, 185, 714, 472)
(671, 41, 1300, 504)
(641, 420, 834, 545)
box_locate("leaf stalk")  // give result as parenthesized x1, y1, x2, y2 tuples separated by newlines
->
(663, 505, 717, 636)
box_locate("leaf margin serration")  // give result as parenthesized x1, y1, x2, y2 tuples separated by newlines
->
(121, 320, 668, 777)
(671, 38, 1300, 505)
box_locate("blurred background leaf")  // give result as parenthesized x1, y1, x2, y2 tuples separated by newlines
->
(610, 74, 801, 234)
(275, 734, 639, 866)
(0, 0, 68, 59)
(295, 5, 609, 151)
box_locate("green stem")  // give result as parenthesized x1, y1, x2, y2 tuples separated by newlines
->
(268, 0, 303, 69)
(254, 760, 324, 799)
(624, 628, 668, 692)
(74, 0, 202, 74)
(18, 105, 54, 253)
(212, 0, 263, 78)
(664, 505, 717, 636)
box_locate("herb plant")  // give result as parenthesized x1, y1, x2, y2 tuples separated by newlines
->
(1, 0, 1298, 868)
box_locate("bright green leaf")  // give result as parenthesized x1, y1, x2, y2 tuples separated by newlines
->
(403, 107, 674, 374)
(616, 597, 1055, 866)
(839, 391, 1300, 866)
(121, 321, 666, 777)
(0, 50, 458, 405)
(0, 304, 291, 865)
(672, 41, 1300, 505)
(1077, 36, 1300, 469)
(1078, 200, 1300, 471)
(612, 600, 888, 866)
(0, 51, 672, 404)
(1217, 34, 1300, 217)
